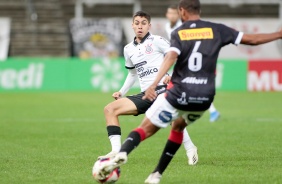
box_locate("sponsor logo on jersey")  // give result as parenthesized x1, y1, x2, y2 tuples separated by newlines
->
(188, 96, 209, 103)
(138, 68, 158, 78)
(135, 61, 147, 68)
(181, 77, 208, 84)
(158, 111, 172, 123)
(177, 92, 188, 105)
(136, 67, 144, 73)
(178, 28, 213, 40)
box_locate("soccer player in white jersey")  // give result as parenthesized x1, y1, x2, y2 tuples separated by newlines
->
(97, 0, 282, 183)
(98, 10, 198, 166)
(165, 4, 182, 40)
(165, 4, 220, 122)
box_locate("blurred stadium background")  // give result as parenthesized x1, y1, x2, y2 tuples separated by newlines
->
(1, 1, 282, 183)
(0, 0, 281, 92)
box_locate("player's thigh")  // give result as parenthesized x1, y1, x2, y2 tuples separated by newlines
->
(126, 93, 153, 115)
(145, 93, 179, 128)
(104, 97, 138, 115)
(146, 94, 206, 128)
(179, 110, 205, 125)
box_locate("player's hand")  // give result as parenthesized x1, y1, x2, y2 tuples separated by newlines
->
(112, 92, 122, 100)
(163, 75, 171, 84)
(143, 85, 157, 101)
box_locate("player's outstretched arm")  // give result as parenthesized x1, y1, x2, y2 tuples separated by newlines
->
(241, 28, 282, 45)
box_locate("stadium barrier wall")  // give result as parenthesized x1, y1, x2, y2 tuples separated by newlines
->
(0, 57, 282, 92)
(68, 18, 282, 60)
(0, 18, 11, 61)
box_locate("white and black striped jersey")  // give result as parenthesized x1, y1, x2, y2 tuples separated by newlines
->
(123, 33, 170, 92)
(166, 20, 243, 111)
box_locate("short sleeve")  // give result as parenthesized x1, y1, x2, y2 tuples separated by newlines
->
(218, 24, 242, 46)
(169, 29, 182, 55)
(123, 47, 134, 69)
(155, 36, 170, 54)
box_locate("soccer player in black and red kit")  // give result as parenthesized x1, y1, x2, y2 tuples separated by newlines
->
(98, 0, 282, 183)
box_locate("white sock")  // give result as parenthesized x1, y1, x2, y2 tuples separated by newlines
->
(182, 128, 195, 151)
(109, 135, 121, 153)
(209, 103, 217, 113)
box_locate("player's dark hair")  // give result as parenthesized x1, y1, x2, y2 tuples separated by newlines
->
(133, 10, 151, 23)
(179, 0, 201, 15)
(168, 4, 178, 10)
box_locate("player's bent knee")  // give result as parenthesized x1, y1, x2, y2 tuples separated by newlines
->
(104, 102, 126, 117)
(104, 104, 116, 116)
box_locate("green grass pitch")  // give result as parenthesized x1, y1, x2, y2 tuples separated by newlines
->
(0, 91, 282, 184)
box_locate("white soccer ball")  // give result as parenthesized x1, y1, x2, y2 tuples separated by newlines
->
(92, 158, 120, 184)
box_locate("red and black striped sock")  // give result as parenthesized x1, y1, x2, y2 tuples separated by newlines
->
(153, 130, 183, 174)
(120, 128, 146, 155)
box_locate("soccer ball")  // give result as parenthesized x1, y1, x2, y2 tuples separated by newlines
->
(92, 158, 120, 184)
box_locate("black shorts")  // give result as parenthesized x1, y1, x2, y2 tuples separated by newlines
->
(126, 85, 167, 115)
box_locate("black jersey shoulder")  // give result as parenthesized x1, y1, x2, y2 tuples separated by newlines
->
(174, 20, 227, 34)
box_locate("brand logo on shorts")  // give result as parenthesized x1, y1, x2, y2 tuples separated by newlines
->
(159, 111, 172, 123)
(187, 114, 201, 122)
(155, 87, 166, 95)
